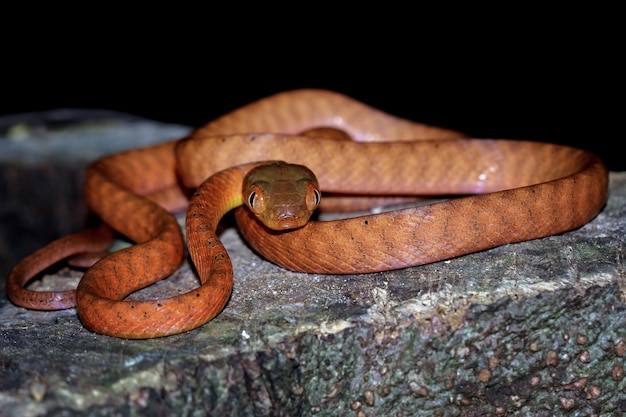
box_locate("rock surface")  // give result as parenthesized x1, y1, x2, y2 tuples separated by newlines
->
(1, 113, 625, 416)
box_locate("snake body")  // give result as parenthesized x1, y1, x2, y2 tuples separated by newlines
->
(6, 90, 609, 338)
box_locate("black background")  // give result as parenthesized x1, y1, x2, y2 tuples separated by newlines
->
(2, 13, 621, 171)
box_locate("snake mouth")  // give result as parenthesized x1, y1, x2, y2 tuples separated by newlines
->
(274, 217, 303, 230)
(269, 210, 310, 230)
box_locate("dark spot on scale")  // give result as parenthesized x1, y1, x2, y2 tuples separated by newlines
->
(130, 304, 136, 309)
(364, 220, 369, 225)
(157, 303, 162, 307)
(196, 292, 200, 297)
(250, 136, 256, 141)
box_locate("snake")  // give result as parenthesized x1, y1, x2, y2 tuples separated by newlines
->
(5, 89, 609, 338)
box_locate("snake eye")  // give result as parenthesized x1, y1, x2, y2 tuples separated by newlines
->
(306, 186, 321, 211)
(247, 190, 265, 214)
(248, 191, 257, 208)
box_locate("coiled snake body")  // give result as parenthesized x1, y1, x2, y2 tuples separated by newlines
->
(6, 90, 609, 338)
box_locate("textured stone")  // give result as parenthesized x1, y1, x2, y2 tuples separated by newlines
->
(1, 113, 625, 416)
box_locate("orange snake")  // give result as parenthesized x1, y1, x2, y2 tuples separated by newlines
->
(5, 89, 609, 339)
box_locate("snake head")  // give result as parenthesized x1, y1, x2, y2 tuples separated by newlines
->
(243, 162, 321, 230)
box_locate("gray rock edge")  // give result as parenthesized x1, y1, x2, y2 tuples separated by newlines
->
(1, 115, 624, 416)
